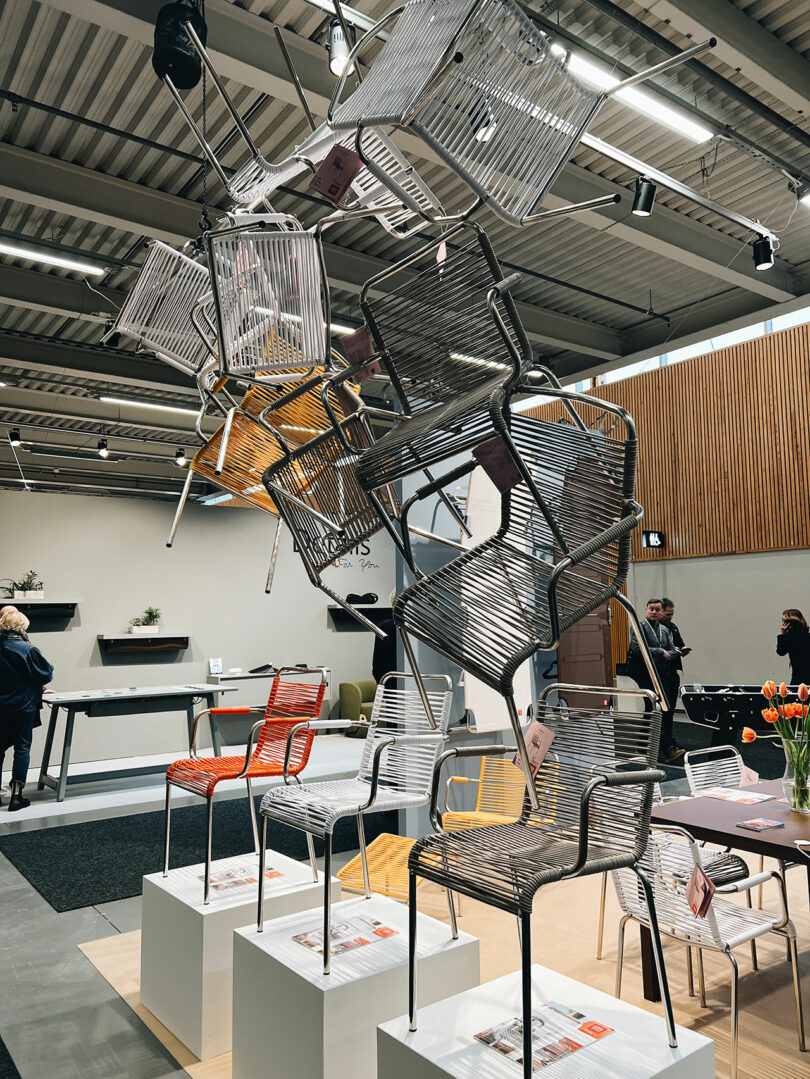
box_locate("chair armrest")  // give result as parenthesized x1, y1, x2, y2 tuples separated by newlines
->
(570, 768, 664, 876)
(716, 871, 777, 895)
(282, 720, 356, 779)
(445, 775, 480, 813)
(190, 705, 266, 758)
(356, 732, 448, 813)
(429, 744, 518, 831)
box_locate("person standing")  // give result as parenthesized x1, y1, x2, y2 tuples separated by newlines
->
(0, 607, 54, 811)
(627, 597, 683, 763)
(776, 609, 810, 685)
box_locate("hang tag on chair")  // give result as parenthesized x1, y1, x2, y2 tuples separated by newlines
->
(514, 720, 555, 777)
(685, 864, 715, 918)
(473, 436, 522, 492)
(341, 326, 378, 378)
(310, 144, 363, 206)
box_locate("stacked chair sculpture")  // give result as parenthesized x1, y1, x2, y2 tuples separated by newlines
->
(409, 684, 675, 1078)
(163, 667, 327, 904)
(258, 673, 453, 973)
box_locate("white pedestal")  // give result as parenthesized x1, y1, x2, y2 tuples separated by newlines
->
(379, 965, 715, 1079)
(140, 852, 339, 1060)
(232, 894, 480, 1079)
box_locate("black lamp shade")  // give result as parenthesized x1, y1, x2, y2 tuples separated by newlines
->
(752, 236, 774, 270)
(632, 177, 656, 217)
(152, 2, 208, 90)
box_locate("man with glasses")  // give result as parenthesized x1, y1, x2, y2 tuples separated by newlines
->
(628, 597, 684, 763)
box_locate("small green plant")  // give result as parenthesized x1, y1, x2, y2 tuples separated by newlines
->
(1, 570, 44, 596)
(130, 606, 162, 627)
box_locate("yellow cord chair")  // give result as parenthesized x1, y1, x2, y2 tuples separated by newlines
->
(442, 755, 527, 832)
(337, 833, 423, 902)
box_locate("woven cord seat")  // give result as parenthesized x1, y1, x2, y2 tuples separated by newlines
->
(337, 833, 421, 901)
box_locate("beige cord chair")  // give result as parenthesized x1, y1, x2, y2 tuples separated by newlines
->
(442, 754, 526, 831)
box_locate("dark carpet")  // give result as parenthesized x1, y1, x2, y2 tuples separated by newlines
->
(0, 798, 397, 913)
(0, 1036, 21, 1079)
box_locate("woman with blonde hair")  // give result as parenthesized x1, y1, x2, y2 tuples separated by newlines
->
(776, 608, 810, 686)
(0, 606, 54, 811)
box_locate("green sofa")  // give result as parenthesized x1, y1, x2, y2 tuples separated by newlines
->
(339, 679, 377, 737)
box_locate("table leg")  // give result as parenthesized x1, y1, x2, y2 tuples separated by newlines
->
(56, 709, 75, 802)
(640, 925, 661, 1002)
(37, 703, 59, 790)
(206, 696, 222, 757)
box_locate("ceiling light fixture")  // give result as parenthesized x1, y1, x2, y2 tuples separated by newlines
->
(327, 19, 355, 78)
(97, 438, 109, 458)
(0, 239, 107, 276)
(175, 448, 187, 466)
(632, 176, 657, 217)
(99, 396, 199, 417)
(469, 96, 498, 143)
(752, 235, 774, 271)
(9, 427, 21, 447)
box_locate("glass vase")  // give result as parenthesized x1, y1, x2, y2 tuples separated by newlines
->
(782, 738, 810, 814)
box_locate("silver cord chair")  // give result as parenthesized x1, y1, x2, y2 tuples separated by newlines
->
(328, 0, 715, 226)
(613, 825, 806, 1079)
(408, 684, 676, 1079)
(258, 672, 452, 974)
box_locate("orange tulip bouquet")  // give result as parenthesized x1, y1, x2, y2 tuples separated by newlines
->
(742, 681, 810, 814)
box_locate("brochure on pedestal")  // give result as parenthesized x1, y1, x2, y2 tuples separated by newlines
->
(140, 851, 338, 1061)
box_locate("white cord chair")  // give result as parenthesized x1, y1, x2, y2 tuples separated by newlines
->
(613, 825, 806, 1079)
(257, 672, 452, 974)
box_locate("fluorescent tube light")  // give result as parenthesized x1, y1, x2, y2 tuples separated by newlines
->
(0, 240, 107, 276)
(99, 396, 199, 417)
(200, 492, 234, 505)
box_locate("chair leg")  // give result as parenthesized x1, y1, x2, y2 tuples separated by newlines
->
(633, 866, 677, 1048)
(521, 910, 532, 1079)
(787, 931, 806, 1051)
(596, 872, 607, 960)
(506, 695, 540, 812)
(779, 861, 791, 961)
(306, 832, 318, 883)
(203, 796, 214, 905)
(757, 854, 764, 909)
(356, 813, 371, 898)
(257, 815, 267, 931)
(727, 950, 739, 1079)
(166, 469, 193, 548)
(163, 783, 172, 877)
(246, 778, 259, 854)
(685, 943, 695, 997)
(615, 915, 629, 998)
(446, 889, 459, 939)
(408, 870, 418, 1032)
(214, 406, 236, 474)
(697, 947, 707, 1008)
(323, 834, 333, 976)
(745, 891, 758, 971)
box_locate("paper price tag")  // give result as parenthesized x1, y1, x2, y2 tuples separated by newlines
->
(341, 325, 375, 365)
(514, 720, 555, 777)
(473, 436, 522, 493)
(309, 144, 363, 206)
(685, 864, 715, 918)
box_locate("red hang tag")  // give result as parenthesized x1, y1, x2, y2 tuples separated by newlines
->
(473, 436, 522, 493)
(685, 864, 715, 918)
(355, 358, 382, 383)
(309, 144, 363, 206)
(341, 325, 375, 366)
(514, 720, 555, 777)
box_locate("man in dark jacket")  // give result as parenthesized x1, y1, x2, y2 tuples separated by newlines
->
(627, 598, 683, 763)
(0, 606, 54, 811)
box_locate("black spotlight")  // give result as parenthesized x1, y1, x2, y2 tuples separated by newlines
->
(97, 438, 109, 459)
(9, 427, 21, 447)
(752, 235, 774, 271)
(152, 2, 208, 90)
(469, 96, 497, 143)
(632, 176, 656, 217)
(175, 447, 187, 466)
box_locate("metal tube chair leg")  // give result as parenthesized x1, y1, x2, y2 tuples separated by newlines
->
(615, 914, 630, 998)
(399, 629, 439, 730)
(596, 872, 607, 959)
(204, 795, 214, 906)
(408, 869, 418, 1032)
(697, 947, 707, 1008)
(727, 950, 739, 1079)
(265, 519, 282, 595)
(787, 931, 807, 1051)
(246, 778, 259, 854)
(257, 815, 268, 931)
(745, 891, 758, 971)
(323, 835, 333, 975)
(356, 813, 371, 898)
(446, 889, 459, 940)
(306, 832, 318, 883)
(686, 943, 695, 997)
(779, 860, 791, 961)
(215, 407, 237, 475)
(521, 910, 532, 1079)
(633, 865, 678, 1048)
(166, 469, 193, 548)
(506, 695, 540, 812)
(163, 783, 172, 876)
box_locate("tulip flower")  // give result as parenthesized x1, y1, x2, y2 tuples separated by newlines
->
(799, 684, 809, 702)
(742, 727, 756, 743)
(762, 681, 776, 699)
(779, 682, 788, 698)
(762, 707, 779, 724)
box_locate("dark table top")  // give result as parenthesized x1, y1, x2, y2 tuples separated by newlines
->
(651, 780, 810, 862)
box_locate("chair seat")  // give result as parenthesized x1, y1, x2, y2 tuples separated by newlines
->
(356, 379, 503, 492)
(260, 777, 427, 835)
(166, 754, 297, 798)
(337, 833, 422, 901)
(411, 822, 635, 915)
(702, 851, 750, 887)
(442, 809, 520, 831)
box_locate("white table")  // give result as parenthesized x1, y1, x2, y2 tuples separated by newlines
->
(36, 683, 236, 800)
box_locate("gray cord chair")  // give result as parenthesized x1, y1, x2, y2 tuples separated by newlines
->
(613, 824, 806, 1079)
(408, 684, 676, 1079)
(258, 672, 453, 974)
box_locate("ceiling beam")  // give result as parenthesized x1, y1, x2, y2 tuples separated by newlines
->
(0, 385, 204, 437)
(647, 0, 810, 116)
(0, 146, 621, 359)
(0, 264, 123, 323)
(36, 0, 796, 301)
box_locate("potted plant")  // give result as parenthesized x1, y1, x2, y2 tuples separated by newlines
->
(1, 570, 45, 599)
(742, 680, 810, 813)
(129, 607, 162, 635)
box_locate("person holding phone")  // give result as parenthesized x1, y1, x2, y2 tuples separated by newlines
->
(660, 599, 691, 666)
(776, 608, 810, 685)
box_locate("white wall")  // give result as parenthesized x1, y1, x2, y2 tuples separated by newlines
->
(0, 490, 394, 766)
(627, 548, 810, 687)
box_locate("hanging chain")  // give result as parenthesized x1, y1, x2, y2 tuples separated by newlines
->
(196, 0, 211, 234)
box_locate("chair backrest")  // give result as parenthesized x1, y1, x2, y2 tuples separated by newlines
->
(105, 241, 212, 375)
(253, 668, 328, 773)
(207, 214, 329, 378)
(190, 412, 283, 515)
(357, 674, 452, 797)
(360, 223, 530, 415)
(476, 756, 527, 817)
(525, 686, 661, 867)
(684, 745, 744, 794)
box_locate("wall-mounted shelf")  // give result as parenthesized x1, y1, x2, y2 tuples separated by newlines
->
(5, 599, 80, 621)
(327, 605, 392, 631)
(98, 633, 190, 654)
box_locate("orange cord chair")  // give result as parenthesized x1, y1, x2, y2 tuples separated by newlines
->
(442, 755, 527, 831)
(163, 667, 327, 903)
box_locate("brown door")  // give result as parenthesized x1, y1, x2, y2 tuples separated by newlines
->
(556, 604, 613, 708)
